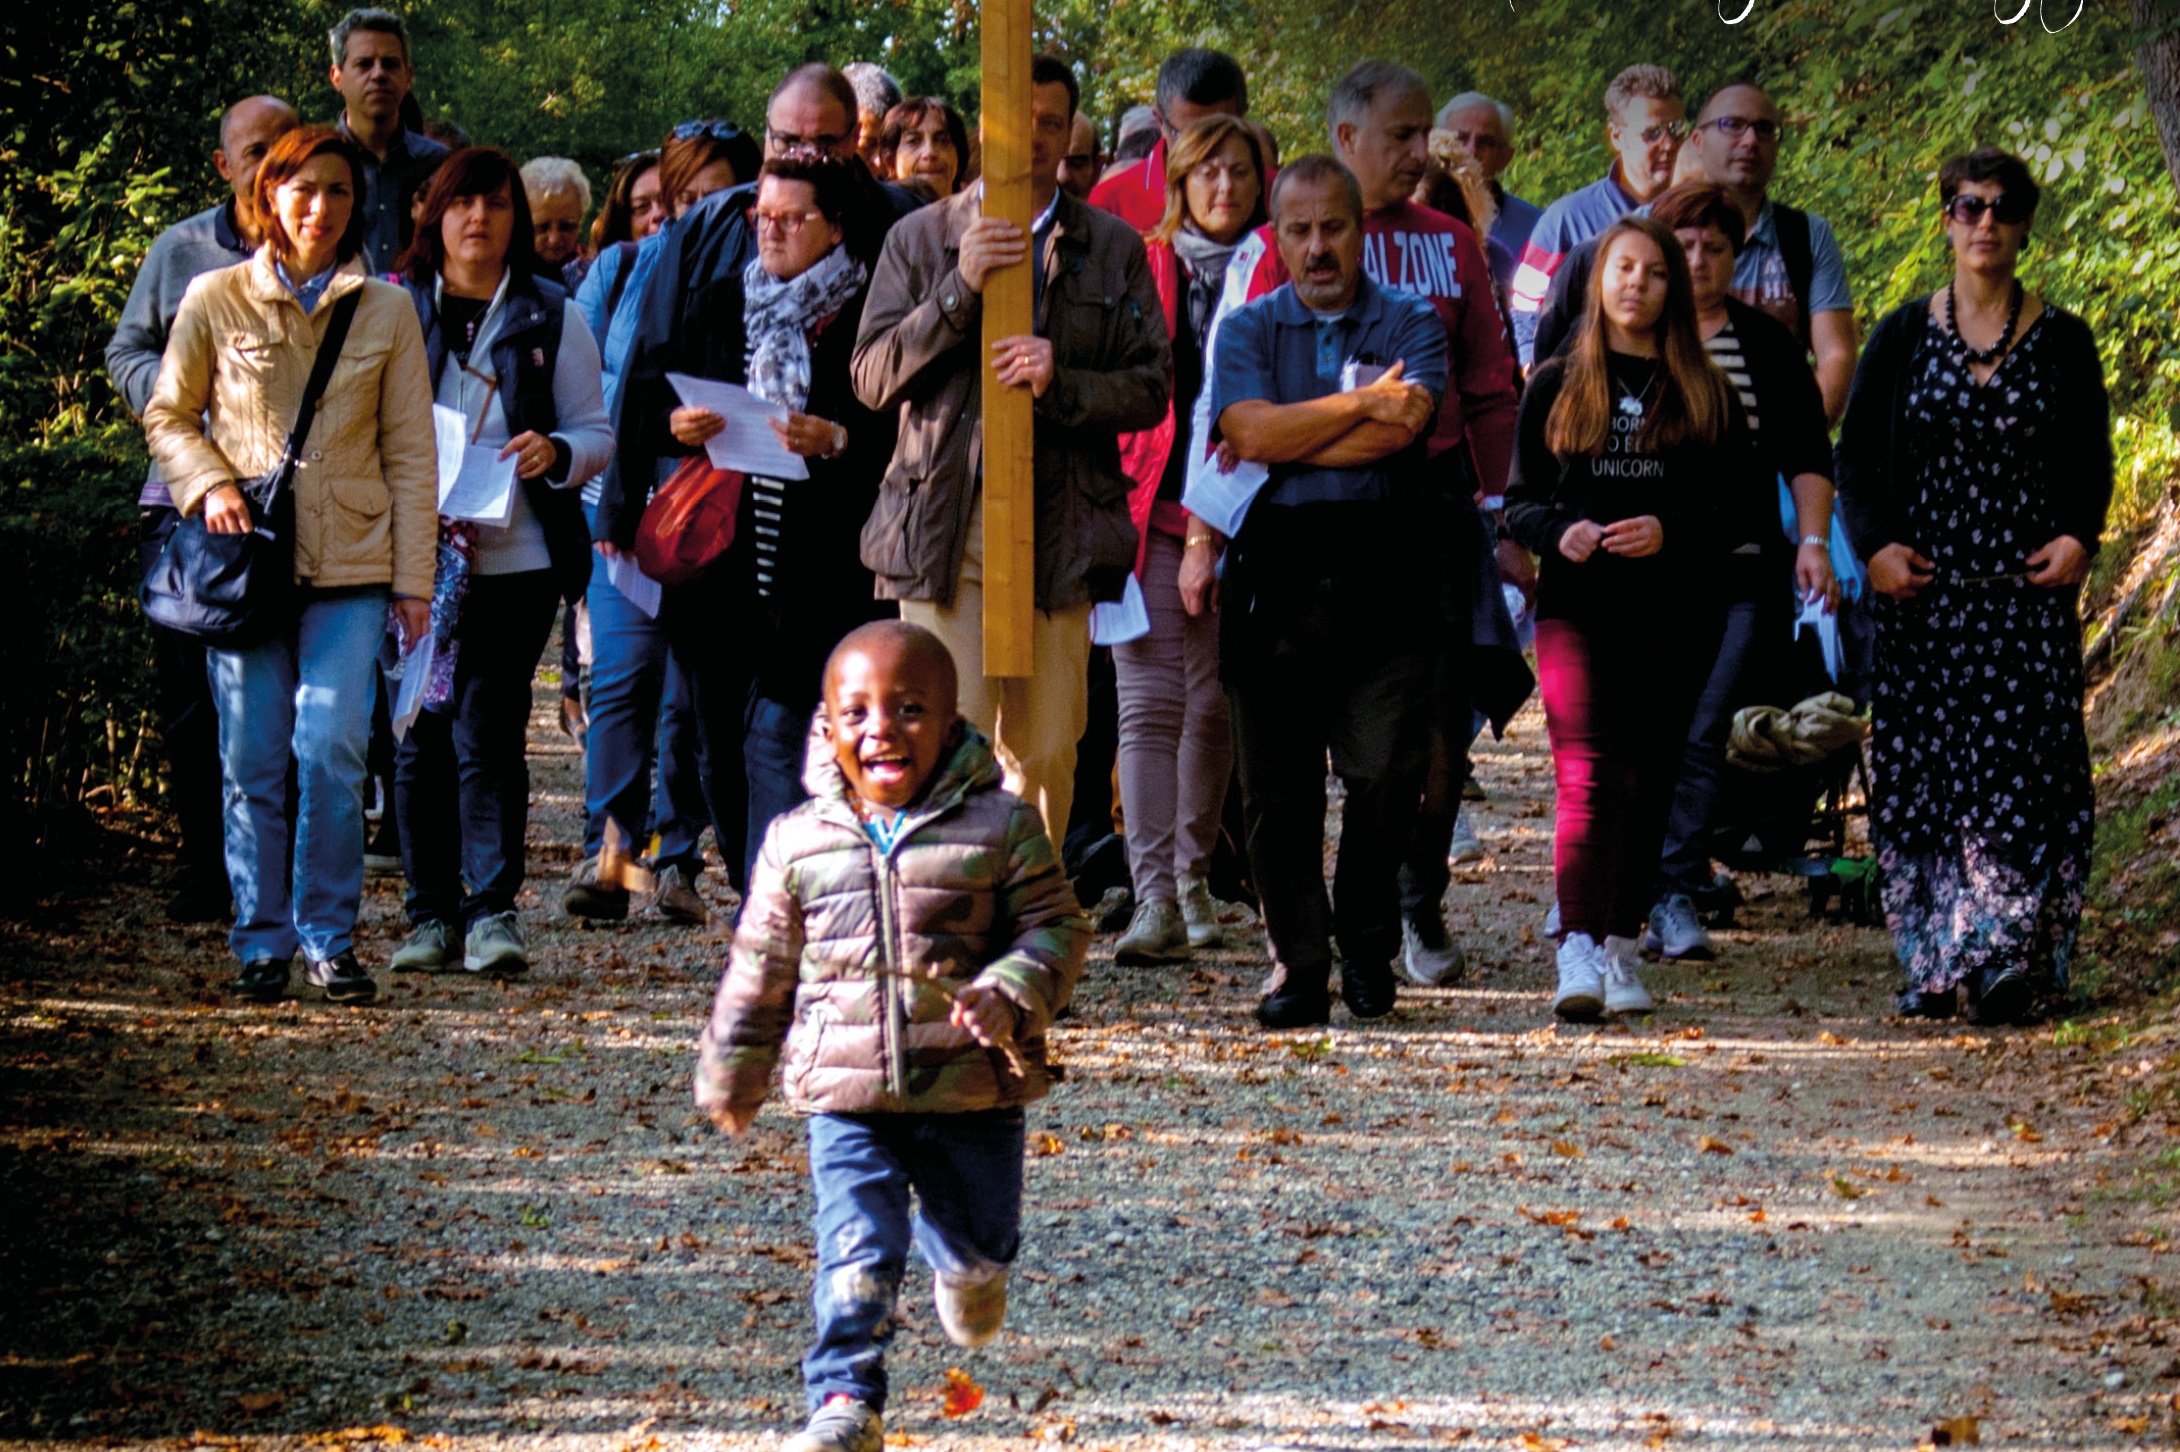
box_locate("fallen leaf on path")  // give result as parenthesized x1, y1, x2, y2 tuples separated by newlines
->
(235, 1392, 282, 1413)
(1832, 1176, 1869, 1200)
(1030, 1132, 1065, 1157)
(939, 1368, 983, 1418)
(1699, 1136, 1732, 1155)
(1929, 1413, 1979, 1444)
(1550, 1140, 1583, 1158)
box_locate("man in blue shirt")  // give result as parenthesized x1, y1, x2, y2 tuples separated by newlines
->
(1435, 91, 1542, 294)
(1207, 155, 1448, 1029)
(327, 8, 449, 272)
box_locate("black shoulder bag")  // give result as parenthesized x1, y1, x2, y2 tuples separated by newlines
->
(143, 288, 362, 648)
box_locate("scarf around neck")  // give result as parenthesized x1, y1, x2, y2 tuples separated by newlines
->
(1172, 224, 1240, 344)
(743, 246, 867, 413)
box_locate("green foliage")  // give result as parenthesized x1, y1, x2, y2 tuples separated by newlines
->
(0, 435, 164, 863)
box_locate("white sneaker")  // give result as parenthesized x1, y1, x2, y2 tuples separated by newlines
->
(1176, 873, 1226, 949)
(1602, 936, 1655, 1015)
(1114, 898, 1189, 965)
(784, 1397, 882, 1452)
(1543, 901, 1561, 938)
(933, 1269, 1007, 1347)
(1448, 809, 1486, 864)
(1645, 893, 1715, 961)
(1400, 913, 1468, 987)
(1553, 932, 1606, 1020)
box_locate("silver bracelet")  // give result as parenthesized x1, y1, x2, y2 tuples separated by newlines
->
(1798, 535, 1828, 548)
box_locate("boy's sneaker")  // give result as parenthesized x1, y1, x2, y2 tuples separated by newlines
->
(1602, 936, 1655, 1015)
(562, 854, 629, 920)
(784, 1396, 882, 1452)
(1176, 873, 1226, 949)
(650, 863, 709, 926)
(463, 911, 528, 976)
(1114, 898, 1188, 965)
(933, 1269, 1008, 1348)
(306, 951, 377, 1005)
(1448, 809, 1486, 865)
(1552, 933, 1606, 1021)
(1543, 901, 1562, 938)
(1400, 911, 1467, 987)
(390, 918, 459, 973)
(1644, 893, 1715, 961)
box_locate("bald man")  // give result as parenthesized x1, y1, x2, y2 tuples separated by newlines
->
(106, 94, 301, 924)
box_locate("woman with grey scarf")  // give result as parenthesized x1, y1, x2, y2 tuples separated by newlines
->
(1110, 116, 1270, 965)
(662, 155, 896, 886)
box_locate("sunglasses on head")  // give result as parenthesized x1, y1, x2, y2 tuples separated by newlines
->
(1943, 192, 2032, 226)
(615, 147, 660, 170)
(673, 119, 747, 143)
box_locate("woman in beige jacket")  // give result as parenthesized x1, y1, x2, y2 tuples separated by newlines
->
(144, 125, 437, 1006)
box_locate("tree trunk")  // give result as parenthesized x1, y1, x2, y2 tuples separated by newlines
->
(2136, 0, 2180, 197)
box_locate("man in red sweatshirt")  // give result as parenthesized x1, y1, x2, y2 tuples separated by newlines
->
(1088, 48, 1252, 233)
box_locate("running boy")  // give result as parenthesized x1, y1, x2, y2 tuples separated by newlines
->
(696, 620, 1091, 1452)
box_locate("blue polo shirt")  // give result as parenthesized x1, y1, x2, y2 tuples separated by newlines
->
(1209, 272, 1449, 509)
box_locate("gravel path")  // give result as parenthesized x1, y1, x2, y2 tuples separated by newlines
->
(5, 671, 2177, 1451)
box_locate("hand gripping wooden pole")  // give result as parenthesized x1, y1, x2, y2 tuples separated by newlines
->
(978, 0, 1035, 678)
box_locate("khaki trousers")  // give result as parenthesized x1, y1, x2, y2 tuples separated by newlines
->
(900, 499, 1091, 853)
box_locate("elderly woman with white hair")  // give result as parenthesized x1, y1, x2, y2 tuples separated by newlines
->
(520, 155, 592, 286)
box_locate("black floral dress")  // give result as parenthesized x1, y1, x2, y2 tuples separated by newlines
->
(1868, 311, 2093, 1003)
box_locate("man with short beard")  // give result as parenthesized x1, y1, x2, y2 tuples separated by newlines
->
(1205, 156, 1448, 1030)
(106, 93, 300, 924)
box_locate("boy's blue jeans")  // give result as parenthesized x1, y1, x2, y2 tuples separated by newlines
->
(803, 1108, 1025, 1412)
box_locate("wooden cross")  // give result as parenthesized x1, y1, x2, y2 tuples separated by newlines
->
(978, 0, 1036, 677)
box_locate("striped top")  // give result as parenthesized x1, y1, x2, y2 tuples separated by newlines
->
(1704, 318, 1761, 436)
(748, 475, 788, 599)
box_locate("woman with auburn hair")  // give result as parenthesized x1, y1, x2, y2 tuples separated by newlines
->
(1504, 213, 1752, 1023)
(878, 98, 971, 201)
(142, 124, 438, 1006)
(1106, 114, 1268, 965)
(384, 147, 612, 979)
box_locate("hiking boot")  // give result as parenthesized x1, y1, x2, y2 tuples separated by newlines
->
(1400, 911, 1467, 987)
(784, 1397, 882, 1452)
(933, 1269, 1008, 1347)
(1177, 873, 1226, 949)
(1643, 893, 1715, 961)
(650, 862, 709, 926)
(390, 918, 459, 973)
(234, 957, 290, 1003)
(463, 911, 528, 977)
(1114, 898, 1188, 965)
(1552, 933, 1606, 1021)
(1448, 809, 1486, 865)
(1602, 936, 1655, 1016)
(562, 853, 629, 921)
(305, 951, 377, 1005)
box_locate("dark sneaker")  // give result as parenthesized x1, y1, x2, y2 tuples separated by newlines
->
(1255, 985, 1333, 1029)
(784, 1397, 882, 1452)
(1968, 966, 2034, 1026)
(562, 854, 629, 920)
(305, 951, 377, 1004)
(234, 957, 290, 1003)
(1340, 957, 1397, 1020)
(390, 918, 459, 973)
(650, 863, 709, 926)
(463, 911, 528, 977)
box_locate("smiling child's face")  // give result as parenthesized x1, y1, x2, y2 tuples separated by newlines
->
(823, 628, 961, 812)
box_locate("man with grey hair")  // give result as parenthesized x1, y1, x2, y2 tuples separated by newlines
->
(327, 6, 448, 269)
(1435, 90, 1541, 287)
(842, 61, 902, 174)
(106, 94, 302, 923)
(1089, 47, 1250, 231)
(1507, 61, 1687, 367)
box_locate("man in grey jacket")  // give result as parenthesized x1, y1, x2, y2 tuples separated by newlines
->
(105, 93, 298, 922)
(853, 55, 1170, 855)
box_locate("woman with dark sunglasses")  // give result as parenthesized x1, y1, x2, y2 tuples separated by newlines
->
(1836, 147, 2114, 1026)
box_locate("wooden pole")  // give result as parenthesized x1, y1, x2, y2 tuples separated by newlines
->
(978, 0, 1036, 678)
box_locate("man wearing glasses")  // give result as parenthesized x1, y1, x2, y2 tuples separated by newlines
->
(1434, 91, 1541, 295)
(1508, 63, 1687, 368)
(1688, 82, 1858, 423)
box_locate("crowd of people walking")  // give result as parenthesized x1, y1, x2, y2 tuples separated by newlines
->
(114, 10, 2111, 1031)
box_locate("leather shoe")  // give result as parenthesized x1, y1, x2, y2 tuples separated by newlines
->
(234, 958, 290, 1003)
(1969, 966, 2033, 1026)
(1340, 959, 1397, 1020)
(1254, 986, 1331, 1030)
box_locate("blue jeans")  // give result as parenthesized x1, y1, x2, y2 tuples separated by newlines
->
(396, 570, 560, 927)
(803, 1109, 1026, 1412)
(208, 588, 388, 963)
(581, 517, 714, 878)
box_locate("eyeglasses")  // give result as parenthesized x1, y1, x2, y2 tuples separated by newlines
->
(750, 207, 827, 235)
(1697, 115, 1784, 142)
(1630, 119, 1692, 145)
(767, 124, 849, 154)
(615, 148, 660, 170)
(674, 119, 747, 144)
(1943, 192, 2032, 226)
